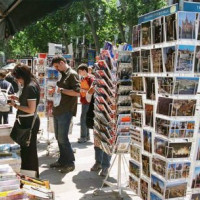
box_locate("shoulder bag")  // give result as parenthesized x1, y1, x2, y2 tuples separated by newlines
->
(10, 108, 38, 147)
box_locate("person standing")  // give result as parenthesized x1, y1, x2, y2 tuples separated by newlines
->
(50, 55, 80, 173)
(77, 64, 94, 143)
(0, 69, 14, 124)
(8, 64, 40, 177)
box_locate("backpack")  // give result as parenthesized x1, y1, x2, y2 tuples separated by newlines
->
(0, 84, 11, 112)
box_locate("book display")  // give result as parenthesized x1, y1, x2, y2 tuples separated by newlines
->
(129, 1, 200, 199)
(93, 47, 117, 155)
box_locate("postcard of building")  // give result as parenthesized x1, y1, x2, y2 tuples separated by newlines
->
(192, 166, 200, 189)
(132, 51, 141, 73)
(151, 48, 163, 73)
(165, 181, 187, 199)
(191, 193, 200, 200)
(157, 77, 174, 95)
(155, 118, 170, 138)
(145, 104, 154, 127)
(173, 77, 199, 95)
(130, 144, 141, 162)
(140, 178, 149, 200)
(142, 154, 150, 178)
(194, 46, 200, 73)
(152, 156, 166, 178)
(143, 130, 152, 153)
(157, 97, 173, 116)
(171, 99, 196, 116)
(129, 160, 140, 178)
(130, 128, 142, 145)
(152, 17, 164, 44)
(131, 94, 143, 110)
(132, 25, 141, 48)
(131, 111, 143, 127)
(132, 77, 144, 92)
(176, 45, 195, 72)
(163, 46, 176, 72)
(141, 21, 151, 46)
(178, 12, 196, 39)
(151, 175, 165, 196)
(154, 137, 168, 158)
(141, 50, 151, 72)
(167, 142, 191, 158)
(145, 77, 155, 100)
(165, 13, 177, 42)
(129, 175, 139, 194)
(196, 139, 200, 161)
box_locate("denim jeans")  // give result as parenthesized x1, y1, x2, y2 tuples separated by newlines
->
(0, 112, 9, 124)
(95, 146, 111, 169)
(80, 104, 90, 139)
(53, 112, 75, 166)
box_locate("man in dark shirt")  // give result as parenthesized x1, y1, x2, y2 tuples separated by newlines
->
(49, 55, 80, 174)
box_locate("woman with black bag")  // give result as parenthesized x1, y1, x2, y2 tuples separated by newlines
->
(8, 63, 40, 177)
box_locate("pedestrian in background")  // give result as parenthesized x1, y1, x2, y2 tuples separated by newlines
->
(50, 55, 80, 173)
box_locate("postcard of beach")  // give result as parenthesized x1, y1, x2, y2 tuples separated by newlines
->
(176, 45, 195, 72)
(174, 77, 199, 95)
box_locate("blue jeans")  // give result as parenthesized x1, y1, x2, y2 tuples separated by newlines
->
(80, 104, 90, 139)
(53, 112, 75, 166)
(95, 147, 111, 169)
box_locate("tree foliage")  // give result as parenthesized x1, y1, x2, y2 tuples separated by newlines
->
(0, 0, 167, 59)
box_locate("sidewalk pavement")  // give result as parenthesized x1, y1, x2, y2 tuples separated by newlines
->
(9, 104, 141, 200)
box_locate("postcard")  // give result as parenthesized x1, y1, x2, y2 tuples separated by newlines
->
(151, 175, 165, 196)
(38, 103, 45, 112)
(131, 111, 142, 127)
(130, 144, 140, 162)
(157, 77, 174, 95)
(132, 77, 144, 92)
(145, 104, 154, 127)
(198, 13, 200, 40)
(118, 51, 131, 63)
(129, 176, 138, 194)
(96, 70, 114, 88)
(141, 50, 151, 72)
(130, 128, 142, 145)
(97, 60, 112, 79)
(39, 78, 45, 87)
(167, 142, 191, 158)
(163, 46, 176, 72)
(165, 13, 177, 41)
(46, 100, 53, 117)
(152, 157, 166, 177)
(165, 181, 187, 199)
(132, 25, 141, 48)
(142, 154, 150, 177)
(174, 77, 199, 95)
(129, 160, 140, 178)
(171, 99, 196, 116)
(141, 21, 151, 46)
(191, 193, 200, 200)
(176, 45, 195, 72)
(192, 167, 200, 189)
(151, 48, 163, 73)
(132, 51, 140, 73)
(196, 139, 200, 161)
(140, 179, 148, 200)
(154, 137, 168, 157)
(150, 192, 162, 200)
(157, 97, 173, 116)
(178, 12, 196, 39)
(130, 94, 143, 110)
(100, 50, 115, 70)
(155, 118, 170, 138)
(47, 69, 59, 80)
(115, 136, 131, 153)
(194, 46, 200, 73)
(145, 77, 155, 100)
(152, 17, 164, 44)
(143, 130, 152, 153)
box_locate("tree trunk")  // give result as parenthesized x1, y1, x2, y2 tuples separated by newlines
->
(83, 0, 100, 54)
(128, 25, 133, 44)
(118, 23, 126, 43)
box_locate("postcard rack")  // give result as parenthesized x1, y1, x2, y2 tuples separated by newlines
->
(129, 1, 200, 200)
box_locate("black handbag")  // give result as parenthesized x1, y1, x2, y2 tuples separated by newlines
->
(10, 110, 38, 147)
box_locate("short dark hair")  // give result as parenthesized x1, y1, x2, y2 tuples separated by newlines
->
(0, 69, 7, 78)
(77, 63, 88, 73)
(51, 55, 66, 65)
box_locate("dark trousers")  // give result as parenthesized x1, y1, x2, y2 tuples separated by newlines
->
(19, 116, 40, 177)
(53, 112, 75, 166)
(0, 112, 9, 124)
